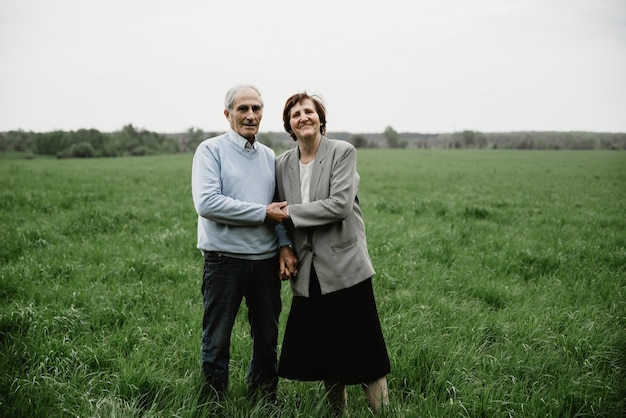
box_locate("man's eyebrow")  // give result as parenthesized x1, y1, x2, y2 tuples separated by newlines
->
(237, 104, 262, 110)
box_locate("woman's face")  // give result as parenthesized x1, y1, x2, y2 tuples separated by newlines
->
(289, 99, 320, 141)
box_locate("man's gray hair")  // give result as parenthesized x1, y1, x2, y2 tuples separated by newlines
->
(224, 84, 263, 111)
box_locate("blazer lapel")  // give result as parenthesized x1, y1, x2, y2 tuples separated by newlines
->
(310, 137, 328, 202)
(287, 148, 302, 204)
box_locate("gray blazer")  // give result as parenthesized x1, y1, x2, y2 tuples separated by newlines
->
(275, 137, 375, 297)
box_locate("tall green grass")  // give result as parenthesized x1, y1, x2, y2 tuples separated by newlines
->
(1, 151, 624, 417)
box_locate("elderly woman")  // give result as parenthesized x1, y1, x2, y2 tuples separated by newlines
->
(275, 92, 390, 414)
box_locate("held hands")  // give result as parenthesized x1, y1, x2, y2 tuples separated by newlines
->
(265, 201, 297, 280)
(265, 201, 289, 225)
(279, 246, 298, 281)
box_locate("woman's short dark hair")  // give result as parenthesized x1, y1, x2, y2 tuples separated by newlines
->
(282, 92, 327, 141)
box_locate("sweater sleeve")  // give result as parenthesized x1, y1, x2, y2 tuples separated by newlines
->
(191, 141, 267, 226)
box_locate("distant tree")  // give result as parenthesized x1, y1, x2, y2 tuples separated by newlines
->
(112, 124, 140, 154)
(41, 129, 113, 157)
(157, 136, 181, 154)
(476, 132, 488, 149)
(33, 130, 65, 155)
(258, 132, 274, 150)
(182, 127, 206, 152)
(73, 129, 109, 156)
(384, 126, 400, 148)
(69, 142, 96, 158)
(0, 130, 32, 152)
(349, 134, 368, 148)
(108, 124, 178, 156)
(463, 130, 475, 148)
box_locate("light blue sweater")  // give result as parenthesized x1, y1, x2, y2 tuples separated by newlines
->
(191, 130, 288, 259)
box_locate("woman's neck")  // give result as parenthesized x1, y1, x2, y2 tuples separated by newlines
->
(298, 134, 321, 164)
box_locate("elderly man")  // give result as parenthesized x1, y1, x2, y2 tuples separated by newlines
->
(191, 84, 297, 400)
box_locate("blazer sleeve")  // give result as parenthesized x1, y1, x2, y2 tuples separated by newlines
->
(289, 143, 357, 228)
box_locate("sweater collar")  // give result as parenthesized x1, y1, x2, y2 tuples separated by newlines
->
(227, 129, 256, 149)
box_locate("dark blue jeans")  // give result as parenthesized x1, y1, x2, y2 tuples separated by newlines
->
(200, 252, 281, 396)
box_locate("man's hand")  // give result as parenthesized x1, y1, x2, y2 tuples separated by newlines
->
(265, 201, 289, 225)
(279, 246, 298, 281)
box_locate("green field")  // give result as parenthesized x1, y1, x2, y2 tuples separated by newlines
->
(1, 150, 625, 417)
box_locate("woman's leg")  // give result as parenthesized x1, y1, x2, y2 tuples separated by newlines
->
(324, 380, 347, 413)
(362, 376, 388, 413)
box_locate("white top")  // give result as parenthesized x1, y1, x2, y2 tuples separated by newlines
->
(299, 160, 314, 204)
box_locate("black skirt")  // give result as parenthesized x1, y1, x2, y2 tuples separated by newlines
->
(278, 268, 391, 385)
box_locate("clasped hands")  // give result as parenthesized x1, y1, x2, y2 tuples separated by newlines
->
(265, 202, 298, 281)
(265, 201, 289, 225)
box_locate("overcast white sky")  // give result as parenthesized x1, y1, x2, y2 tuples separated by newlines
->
(1, 0, 625, 134)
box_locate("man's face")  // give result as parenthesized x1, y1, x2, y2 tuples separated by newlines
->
(225, 88, 263, 140)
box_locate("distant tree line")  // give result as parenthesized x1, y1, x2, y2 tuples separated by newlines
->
(341, 127, 626, 150)
(0, 125, 182, 159)
(1, 125, 624, 159)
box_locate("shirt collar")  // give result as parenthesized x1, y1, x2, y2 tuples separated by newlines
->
(227, 129, 256, 150)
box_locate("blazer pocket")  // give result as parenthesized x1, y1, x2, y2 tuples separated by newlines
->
(330, 234, 357, 252)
